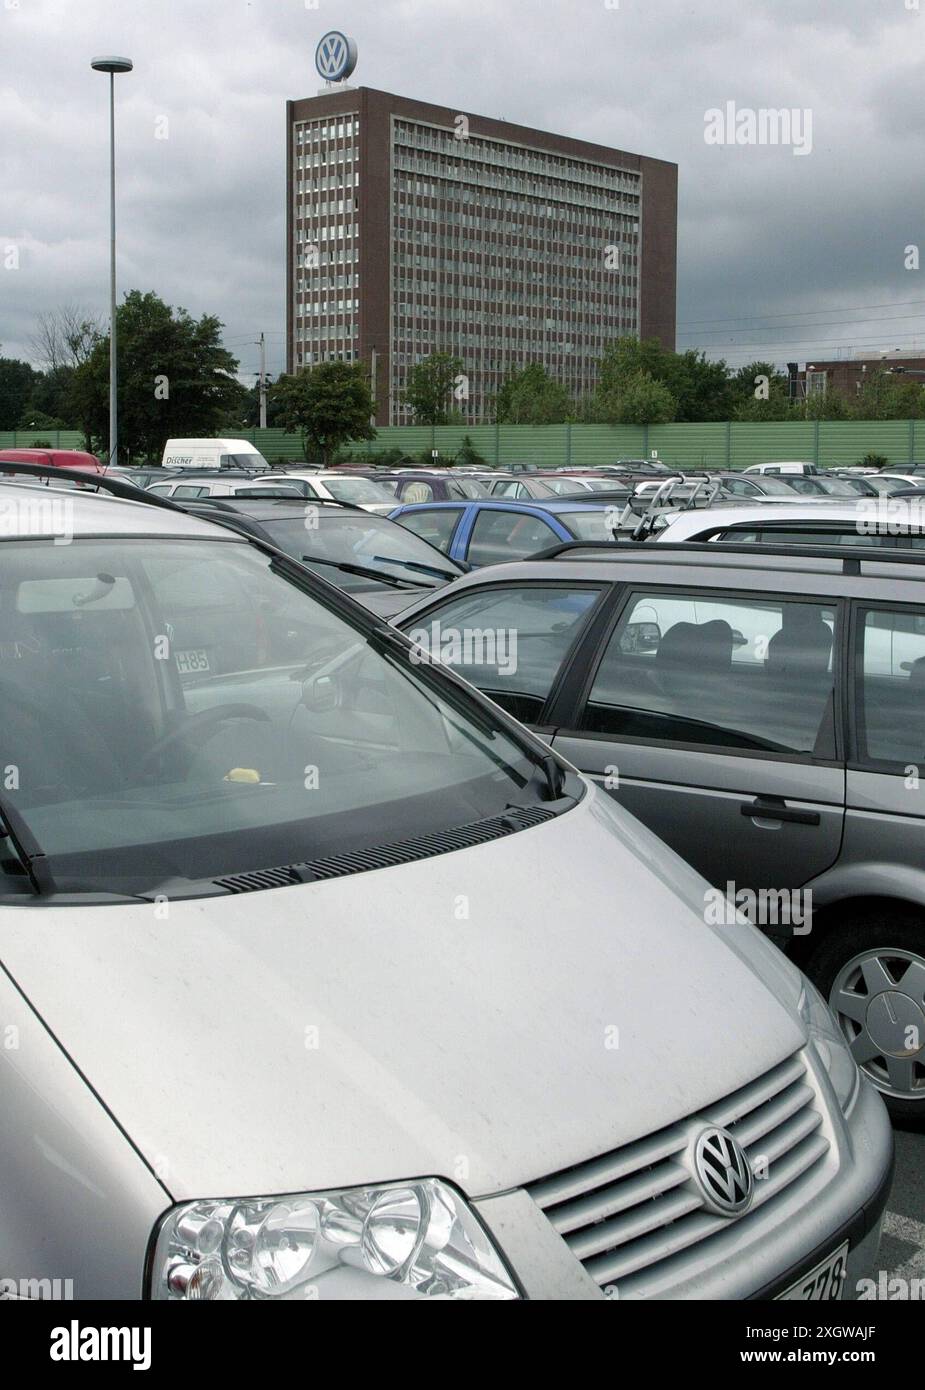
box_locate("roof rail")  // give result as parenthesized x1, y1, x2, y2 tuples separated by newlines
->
(532, 537, 925, 575)
(171, 493, 368, 515)
(0, 460, 183, 512)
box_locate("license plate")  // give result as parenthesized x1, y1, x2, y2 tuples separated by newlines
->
(175, 648, 210, 675)
(777, 1242, 849, 1301)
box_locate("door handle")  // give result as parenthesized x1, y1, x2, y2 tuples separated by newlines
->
(740, 798, 821, 827)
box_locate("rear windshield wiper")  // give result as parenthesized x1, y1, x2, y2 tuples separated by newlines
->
(300, 555, 424, 589)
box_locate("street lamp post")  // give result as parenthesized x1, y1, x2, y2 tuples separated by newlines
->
(91, 56, 133, 468)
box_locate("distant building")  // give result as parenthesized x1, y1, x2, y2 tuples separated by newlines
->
(286, 87, 678, 424)
(791, 351, 925, 402)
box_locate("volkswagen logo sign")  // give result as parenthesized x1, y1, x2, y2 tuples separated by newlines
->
(315, 32, 358, 83)
(693, 1127, 754, 1215)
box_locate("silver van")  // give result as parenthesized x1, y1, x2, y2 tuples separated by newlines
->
(0, 475, 891, 1300)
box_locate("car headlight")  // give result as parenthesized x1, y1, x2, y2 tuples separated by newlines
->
(799, 978, 860, 1114)
(150, 1178, 519, 1300)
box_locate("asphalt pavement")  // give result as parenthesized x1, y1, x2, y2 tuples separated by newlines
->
(877, 1127, 925, 1292)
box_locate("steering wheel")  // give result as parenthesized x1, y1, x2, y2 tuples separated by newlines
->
(141, 703, 271, 775)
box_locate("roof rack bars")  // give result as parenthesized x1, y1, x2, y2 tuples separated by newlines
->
(531, 537, 925, 575)
(615, 475, 723, 540)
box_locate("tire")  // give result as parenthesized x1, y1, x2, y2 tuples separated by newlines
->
(805, 913, 925, 1131)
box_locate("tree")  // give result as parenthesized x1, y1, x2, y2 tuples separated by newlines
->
(270, 361, 375, 465)
(596, 369, 677, 425)
(494, 363, 572, 424)
(25, 305, 105, 445)
(728, 361, 795, 420)
(804, 387, 849, 420)
(404, 352, 463, 425)
(849, 373, 925, 421)
(72, 291, 244, 461)
(0, 357, 37, 430)
(594, 337, 733, 422)
(30, 305, 103, 374)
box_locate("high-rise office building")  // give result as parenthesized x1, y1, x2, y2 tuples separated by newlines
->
(287, 87, 677, 425)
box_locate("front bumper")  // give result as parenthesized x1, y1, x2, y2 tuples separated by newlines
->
(473, 1061, 895, 1301)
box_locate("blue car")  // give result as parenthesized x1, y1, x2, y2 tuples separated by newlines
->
(388, 498, 619, 567)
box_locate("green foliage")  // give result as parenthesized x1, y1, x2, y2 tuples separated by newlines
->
(850, 371, 925, 421)
(494, 363, 572, 424)
(595, 337, 732, 422)
(270, 360, 376, 465)
(453, 434, 487, 467)
(728, 361, 796, 421)
(804, 388, 849, 420)
(861, 452, 889, 469)
(403, 352, 463, 425)
(73, 291, 244, 461)
(593, 368, 677, 425)
(20, 410, 68, 431)
(0, 357, 37, 430)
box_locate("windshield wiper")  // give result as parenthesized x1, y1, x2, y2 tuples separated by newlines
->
(370, 554, 457, 581)
(300, 555, 423, 589)
(0, 793, 54, 894)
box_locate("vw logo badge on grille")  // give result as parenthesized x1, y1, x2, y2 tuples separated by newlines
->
(693, 1127, 754, 1215)
(315, 32, 358, 83)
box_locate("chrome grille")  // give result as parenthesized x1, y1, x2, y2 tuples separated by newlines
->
(527, 1051, 829, 1298)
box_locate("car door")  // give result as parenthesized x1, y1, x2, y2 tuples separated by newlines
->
(844, 601, 925, 905)
(393, 505, 467, 557)
(549, 584, 846, 892)
(463, 507, 565, 567)
(397, 582, 609, 724)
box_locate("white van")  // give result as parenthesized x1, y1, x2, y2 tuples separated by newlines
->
(742, 461, 819, 475)
(161, 438, 269, 472)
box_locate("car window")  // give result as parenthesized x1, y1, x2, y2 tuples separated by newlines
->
(394, 506, 463, 554)
(403, 585, 602, 722)
(322, 477, 395, 505)
(581, 590, 838, 756)
(466, 509, 560, 566)
(148, 484, 174, 496)
(564, 511, 619, 542)
(720, 528, 880, 547)
(403, 480, 436, 503)
(855, 606, 925, 767)
(448, 479, 487, 499)
(173, 485, 209, 498)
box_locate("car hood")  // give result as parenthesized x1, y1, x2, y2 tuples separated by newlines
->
(355, 586, 442, 618)
(0, 787, 804, 1202)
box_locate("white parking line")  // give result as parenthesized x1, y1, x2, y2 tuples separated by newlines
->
(883, 1211, 925, 1281)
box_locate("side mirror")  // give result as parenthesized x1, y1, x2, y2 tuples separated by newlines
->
(302, 673, 340, 713)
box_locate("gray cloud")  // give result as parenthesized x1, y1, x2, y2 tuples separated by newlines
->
(1, 0, 923, 383)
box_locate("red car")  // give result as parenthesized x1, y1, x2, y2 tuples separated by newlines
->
(0, 447, 103, 475)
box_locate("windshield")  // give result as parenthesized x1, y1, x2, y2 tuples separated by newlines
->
(0, 538, 541, 896)
(815, 478, 867, 496)
(755, 476, 800, 495)
(563, 509, 619, 541)
(257, 512, 460, 587)
(322, 477, 396, 505)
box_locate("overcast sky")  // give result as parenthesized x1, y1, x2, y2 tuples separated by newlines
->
(2, 0, 923, 385)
